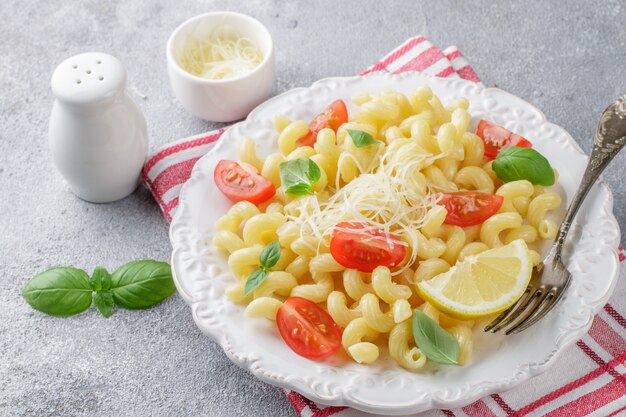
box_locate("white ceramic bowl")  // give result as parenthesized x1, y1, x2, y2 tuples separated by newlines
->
(170, 73, 621, 415)
(166, 12, 275, 122)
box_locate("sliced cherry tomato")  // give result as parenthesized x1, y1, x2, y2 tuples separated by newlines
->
(214, 160, 275, 205)
(476, 119, 533, 160)
(298, 99, 349, 146)
(276, 297, 342, 360)
(330, 221, 406, 273)
(438, 191, 504, 227)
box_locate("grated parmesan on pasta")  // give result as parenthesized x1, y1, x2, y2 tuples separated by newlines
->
(285, 140, 445, 275)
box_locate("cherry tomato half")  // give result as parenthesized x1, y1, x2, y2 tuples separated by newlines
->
(276, 297, 343, 360)
(214, 160, 275, 205)
(438, 191, 504, 227)
(330, 221, 407, 273)
(476, 119, 533, 160)
(297, 99, 349, 146)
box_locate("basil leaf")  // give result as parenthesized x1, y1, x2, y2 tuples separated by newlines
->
(260, 241, 281, 269)
(111, 260, 176, 309)
(89, 266, 111, 292)
(279, 158, 321, 195)
(348, 129, 378, 148)
(244, 268, 269, 297)
(94, 291, 113, 318)
(412, 310, 460, 365)
(22, 267, 93, 317)
(492, 146, 555, 186)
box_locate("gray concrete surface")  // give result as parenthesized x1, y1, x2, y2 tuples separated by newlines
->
(1, 1, 625, 416)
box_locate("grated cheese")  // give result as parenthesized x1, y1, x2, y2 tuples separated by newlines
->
(179, 25, 264, 80)
(286, 140, 446, 275)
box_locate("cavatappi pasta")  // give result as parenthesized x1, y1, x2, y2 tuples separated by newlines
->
(213, 86, 562, 370)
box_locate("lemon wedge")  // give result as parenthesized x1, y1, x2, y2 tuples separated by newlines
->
(416, 239, 533, 320)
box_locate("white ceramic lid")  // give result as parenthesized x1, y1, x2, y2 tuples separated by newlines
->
(51, 52, 126, 105)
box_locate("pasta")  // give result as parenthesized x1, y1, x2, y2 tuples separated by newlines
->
(439, 225, 466, 265)
(343, 317, 380, 363)
(213, 231, 245, 253)
(528, 192, 562, 239)
(480, 212, 523, 247)
(461, 133, 484, 167)
(496, 180, 534, 213)
(327, 291, 362, 327)
(421, 205, 447, 238)
(371, 266, 412, 304)
(228, 245, 263, 278)
(290, 272, 334, 302)
(242, 213, 284, 245)
(389, 319, 428, 371)
(360, 293, 395, 332)
(212, 86, 562, 371)
(455, 166, 495, 193)
(278, 120, 309, 155)
(254, 271, 298, 298)
(216, 201, 259, 233)
(414, 258, 450, 282)
(343, 269, 374, 301)
(245, 297, 283, 320)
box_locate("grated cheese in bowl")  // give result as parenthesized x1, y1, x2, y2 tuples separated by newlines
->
(179, 25, 264, 80)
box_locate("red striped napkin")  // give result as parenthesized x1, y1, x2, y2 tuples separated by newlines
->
(142, 37, 626, 416)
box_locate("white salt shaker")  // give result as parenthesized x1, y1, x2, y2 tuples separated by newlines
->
(49, 52, 148, 203)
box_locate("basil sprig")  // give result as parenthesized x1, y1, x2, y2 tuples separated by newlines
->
(492, 146, 555, 186)
(347, 129, 379, 148)
(244, 241, 281, 296)
(412, 310, 460, 365)
(279, 158, 321, 195)
(22, 260, 175, 318)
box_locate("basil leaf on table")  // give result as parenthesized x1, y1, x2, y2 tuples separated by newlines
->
(111, 260, 176, 309)
(22, 267, 93, 317)
(94, 291, 113, 318)
(279, 158, 321, 195)
(260, 240, 281, 269)
(347, 129, 378, 148)
(244, 268, 269, 297)
(492, 146, 555, 186)
(412, 310, 460, 365)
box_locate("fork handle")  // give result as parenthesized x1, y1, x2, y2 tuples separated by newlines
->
(552, 100, 626, 261)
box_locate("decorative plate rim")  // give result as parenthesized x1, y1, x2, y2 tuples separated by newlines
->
(169, 72, 621, 415)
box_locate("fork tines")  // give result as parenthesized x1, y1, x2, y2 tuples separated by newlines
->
(484, 283, 565, 335)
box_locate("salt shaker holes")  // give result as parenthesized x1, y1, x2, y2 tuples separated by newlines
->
(49, 52, 148, 203)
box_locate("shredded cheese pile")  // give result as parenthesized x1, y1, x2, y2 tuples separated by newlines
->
(286, 141, 444, 274)
(179, 25, 264, 80)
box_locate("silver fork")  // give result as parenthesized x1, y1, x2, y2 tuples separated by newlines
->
(484, 95, 626, 335)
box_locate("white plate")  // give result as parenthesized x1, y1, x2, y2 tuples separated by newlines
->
(169, 72, 621, 415)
